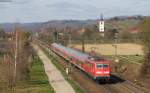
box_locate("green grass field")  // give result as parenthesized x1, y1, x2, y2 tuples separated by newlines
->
(15, 56, 55, 93)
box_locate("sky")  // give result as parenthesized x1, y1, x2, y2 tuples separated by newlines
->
(0, 0, 150, 23)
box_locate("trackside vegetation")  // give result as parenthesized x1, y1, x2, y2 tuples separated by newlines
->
(15, 56, 55, 93)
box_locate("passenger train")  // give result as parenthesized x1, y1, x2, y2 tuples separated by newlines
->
(51, 43, 111, 80)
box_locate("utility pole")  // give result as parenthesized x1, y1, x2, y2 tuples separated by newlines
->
(54, 31, 58, 43)
(114, 30, 119, 63)
(81, 28, 85, 53)
(68, 33, 72, 46)
(13, 28, 18, 87)
(68, 26, 72, 46)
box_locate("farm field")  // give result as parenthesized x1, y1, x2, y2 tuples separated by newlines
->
(71, 43, 143, 55)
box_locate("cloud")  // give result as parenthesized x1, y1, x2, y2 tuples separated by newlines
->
(0, 0, 150, 23)
(12, 0, 31, 4)
(46, 1, 99, 18)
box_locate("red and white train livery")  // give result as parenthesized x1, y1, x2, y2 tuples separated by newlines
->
(51, 43, 111, 80)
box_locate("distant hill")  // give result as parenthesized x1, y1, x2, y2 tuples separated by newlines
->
(41, 20, 97, 30)
(0, 15, 146, 32)
(0, 23, 42, 32)
(0, 20, 97, 32)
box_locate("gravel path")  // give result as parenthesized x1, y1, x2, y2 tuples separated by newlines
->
(33, 45, 75, 93)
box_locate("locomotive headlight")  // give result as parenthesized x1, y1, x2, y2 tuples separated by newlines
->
(96, 71, 103, 74)
(104, 71, 109, 74)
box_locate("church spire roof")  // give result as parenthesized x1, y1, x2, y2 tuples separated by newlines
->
(100, 14, 104, 21)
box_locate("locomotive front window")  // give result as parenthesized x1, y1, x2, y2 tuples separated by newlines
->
(97, 64, 108, 68)
(103, 64, 108, 68)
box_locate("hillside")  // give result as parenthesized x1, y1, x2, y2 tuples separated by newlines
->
(0, 16, 145, 32)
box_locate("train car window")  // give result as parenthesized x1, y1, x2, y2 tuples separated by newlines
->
(97, 64, 108, 68)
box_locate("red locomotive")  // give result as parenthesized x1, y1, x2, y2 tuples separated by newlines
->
(51, 43, 111, 81)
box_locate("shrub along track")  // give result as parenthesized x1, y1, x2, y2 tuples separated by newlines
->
(39, 42, 148, 93)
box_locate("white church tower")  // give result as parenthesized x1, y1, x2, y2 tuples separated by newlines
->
(99, 14, 105, 37)
(99, 14, 105, 32)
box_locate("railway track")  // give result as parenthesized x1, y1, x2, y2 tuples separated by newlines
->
(38, 41, 149, 93)
(104, 74, 150, 93)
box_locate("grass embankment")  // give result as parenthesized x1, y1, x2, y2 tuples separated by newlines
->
(15, 56, 55, 93)
(39, 44, 85, 93)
